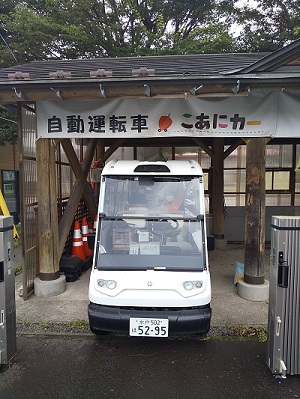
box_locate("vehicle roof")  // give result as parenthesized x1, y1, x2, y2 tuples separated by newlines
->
(102, 160, 203, 176)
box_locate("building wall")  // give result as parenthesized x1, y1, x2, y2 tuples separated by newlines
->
(0, 144, 19, 186)
(225, 206, 300, 242)
(0, 144, 19, 221)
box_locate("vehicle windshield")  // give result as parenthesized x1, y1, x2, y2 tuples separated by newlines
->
(95, 175, 206, 271)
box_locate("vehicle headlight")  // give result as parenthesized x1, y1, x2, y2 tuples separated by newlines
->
(183, 281, 203, 290)
(106, 280, 117, 290)
(97, 279, 117, 290)
(183, 281, 194, 291)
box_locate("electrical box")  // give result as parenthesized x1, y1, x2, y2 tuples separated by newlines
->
(267, 216, 300, 383)
(0, 216, 16, 366)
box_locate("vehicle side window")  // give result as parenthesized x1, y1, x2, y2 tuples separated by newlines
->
(103, 178, 130, 215)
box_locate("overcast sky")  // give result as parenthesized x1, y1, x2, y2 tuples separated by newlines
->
(235, 0, 258, 7)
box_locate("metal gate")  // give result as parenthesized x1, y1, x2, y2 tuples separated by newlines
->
(19, 104, 37, 300)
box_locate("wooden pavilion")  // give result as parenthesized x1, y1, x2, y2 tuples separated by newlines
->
(1, 39, 300, 298)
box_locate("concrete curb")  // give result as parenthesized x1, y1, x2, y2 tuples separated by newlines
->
(16, 322, 268, 340)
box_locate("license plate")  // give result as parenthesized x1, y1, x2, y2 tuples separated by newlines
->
(129, 318, 169, 337)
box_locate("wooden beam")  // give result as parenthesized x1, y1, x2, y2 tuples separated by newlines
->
(21, 103, 36, 113)
(102, 139, 127, 162)
(82, 138, 98, 175)
(193, 138, 214, 159)
(60, 139, 83, 175)
(244, 137, 267, 284)
(58, 179, 87, 258)
(94, 140, 105, 199)
(96, 140, 105, 163)
(0, 83, 248, 103)
(61, 138, 96, 178)
(58, 138, 126, 258)
(58, 139, 97, 258)
(223, 138, 243, 160)
(36, 139, 59, 279)
(60, 139, 97, 215)
(211, 138, 225, 239)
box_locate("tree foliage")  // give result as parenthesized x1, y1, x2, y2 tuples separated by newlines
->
(1, 0, 299, 145)
(0, 106, 18, 146)
(0, 1, 299, 64)
(0, 0, 238, 65)
(234, 0, 300, 52)
(0, 0, 299, 142)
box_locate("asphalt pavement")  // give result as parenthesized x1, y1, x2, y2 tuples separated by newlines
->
(1, 243, 299, 398)
(1, 335, 300, 399)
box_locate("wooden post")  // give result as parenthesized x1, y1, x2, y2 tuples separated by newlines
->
(95, 140, 105, 199)
(244, 138, 266, 285)
(212, 138, 225, 239)
(36, 139, 59, 280)
(60, 138, 97, 218)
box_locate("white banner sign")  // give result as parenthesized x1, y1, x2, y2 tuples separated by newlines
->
(36, 89, 295, 139)
(276, 90, 300, 137)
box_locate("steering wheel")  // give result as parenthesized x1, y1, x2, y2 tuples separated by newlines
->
(151, 218, 180, 238)
(113, 211, 132, 229)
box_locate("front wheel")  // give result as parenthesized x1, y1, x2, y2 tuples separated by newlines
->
(274, 375, 286, 385)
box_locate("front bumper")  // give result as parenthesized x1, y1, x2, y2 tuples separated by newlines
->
(88, 303, 211, 335)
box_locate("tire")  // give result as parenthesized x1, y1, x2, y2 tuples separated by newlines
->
(274, 375, 286, 385)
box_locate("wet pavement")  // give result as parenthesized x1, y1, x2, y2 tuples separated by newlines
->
(1, 334, 299, 399)
(5, 244, 299, 397)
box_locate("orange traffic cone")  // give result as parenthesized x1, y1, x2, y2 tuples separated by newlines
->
(93, 215, 98, 233)
(71, 220, 86, 262)
(88, 221, 93, 234)
(81, 217, 93, 257)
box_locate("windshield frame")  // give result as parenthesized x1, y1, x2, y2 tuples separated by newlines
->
(94, 215, 207, 272)
(95, 174, 206, 272)
(101, 175, 203, 217)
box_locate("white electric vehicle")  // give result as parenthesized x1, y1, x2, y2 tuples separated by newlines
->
(88, 160, 212, 337)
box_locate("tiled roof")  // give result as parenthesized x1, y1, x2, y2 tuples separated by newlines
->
(0, 53, 269, 81)
(235, 38, 300, 73)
